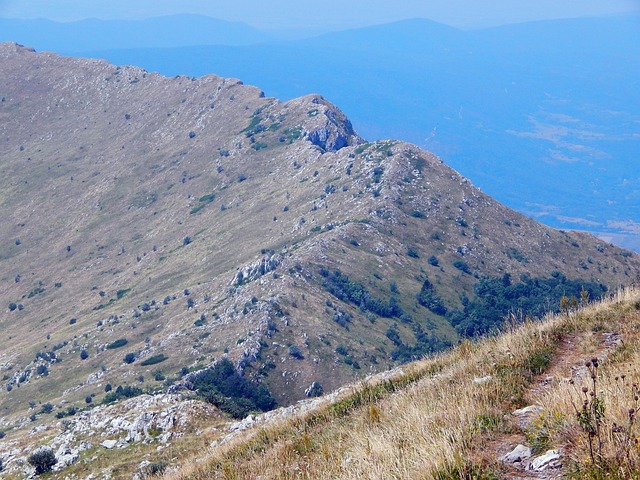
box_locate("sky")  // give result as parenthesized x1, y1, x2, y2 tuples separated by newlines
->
(0, 0, 638, 30)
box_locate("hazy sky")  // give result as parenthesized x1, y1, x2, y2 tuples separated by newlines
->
(0, 0, 638, 29)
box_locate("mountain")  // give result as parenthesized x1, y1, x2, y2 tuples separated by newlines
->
(0, 42, 639, 476)
(0, 14, 273, 52)
(59, 15, 640, 251)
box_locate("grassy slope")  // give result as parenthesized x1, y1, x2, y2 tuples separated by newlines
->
(1, 42, 640, 430)
(167, 287, 640, 479)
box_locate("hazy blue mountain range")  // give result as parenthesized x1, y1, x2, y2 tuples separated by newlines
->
(0, 14, 274, 51)
(3, 14, 639, 250)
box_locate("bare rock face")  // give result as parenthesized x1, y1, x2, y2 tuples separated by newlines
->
(233, 253, 282, 286)
(300, 95, 363, 151)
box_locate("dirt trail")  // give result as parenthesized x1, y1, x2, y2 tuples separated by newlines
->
(482, 331, 621, 479)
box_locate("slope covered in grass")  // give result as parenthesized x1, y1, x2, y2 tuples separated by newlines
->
(168, 287, 640, 479)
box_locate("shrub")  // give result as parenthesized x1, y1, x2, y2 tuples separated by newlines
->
(306, 382, 324, 398)
(417, 279, 447, 316)
(40, 402, 53, 414)
(145, 461, 168, 476)
(453, 260, 471, 274)
(8, 303, 17, 311)
(80, 350, 89, 360)
(123, 352, 137, 364)
(321, 268, 405, 319)
(190, 358, 277, 418)
(27, 447, 57, 475)
(288, 345, 304, 360)
(85, 396, 92, 404)
(103, 385, 143, 403)
(428, 255, 439, 266)
(140, 354, 168, 366)
(106, 338, 128, 349)
(104, 383, 112, 392)
(116, 288, 131, 299)
(36, 365, 49, 376)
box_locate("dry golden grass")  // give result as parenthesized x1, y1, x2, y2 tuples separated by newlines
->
(166, 289, 640, 479)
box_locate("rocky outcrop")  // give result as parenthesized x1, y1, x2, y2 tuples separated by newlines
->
(306, 98, 363, 152)
(232, 253, 282, 286)
(0, 394, 219, 476)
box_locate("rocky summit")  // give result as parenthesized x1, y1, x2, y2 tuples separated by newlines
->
(1, 41, 640, 476)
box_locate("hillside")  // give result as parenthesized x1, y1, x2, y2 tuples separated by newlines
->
(62, 15, 640, 251)
(0, 42, 640, 476)
(164, 287, 640, 479)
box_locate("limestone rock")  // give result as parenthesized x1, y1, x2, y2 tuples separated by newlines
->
(500, 444, 532, 463)
(528, 449, 562, 471)
(512, 405, 543, 416)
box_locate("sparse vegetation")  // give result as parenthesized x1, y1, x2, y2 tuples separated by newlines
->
(103, 385, 143, 403)
(320, 268, 405, 319)
(167, 288, 640, 480)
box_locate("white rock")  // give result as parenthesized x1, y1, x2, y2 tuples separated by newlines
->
(528, 449, 562, 471)
(512, 405, 543, 416)
(473, 375, 492, 384)
(500, 444, 532, 463)
(230, 414, 256, 432)
(101, 440, 118, 449)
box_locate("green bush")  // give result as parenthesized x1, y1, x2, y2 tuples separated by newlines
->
(27, 447, 57, 474)
(123, 352, 137, 364)
(140, 354, 168, 366)
(320, 268, 405, 319)
(451, 272, 607, 337)
(453, 260, 471, 274)
(190, 358, 276, 418)
(103, 385, 143, 403)
(106, 338, 128, 349)
(116, 288, 131, 299)
(416, 279, 447, 316)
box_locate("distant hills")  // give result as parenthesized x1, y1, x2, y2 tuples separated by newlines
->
(5, 13, 634, 250)
(0, 14, 274, 51)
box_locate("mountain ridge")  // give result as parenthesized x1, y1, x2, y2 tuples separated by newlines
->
(50, 14, 640, 251)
